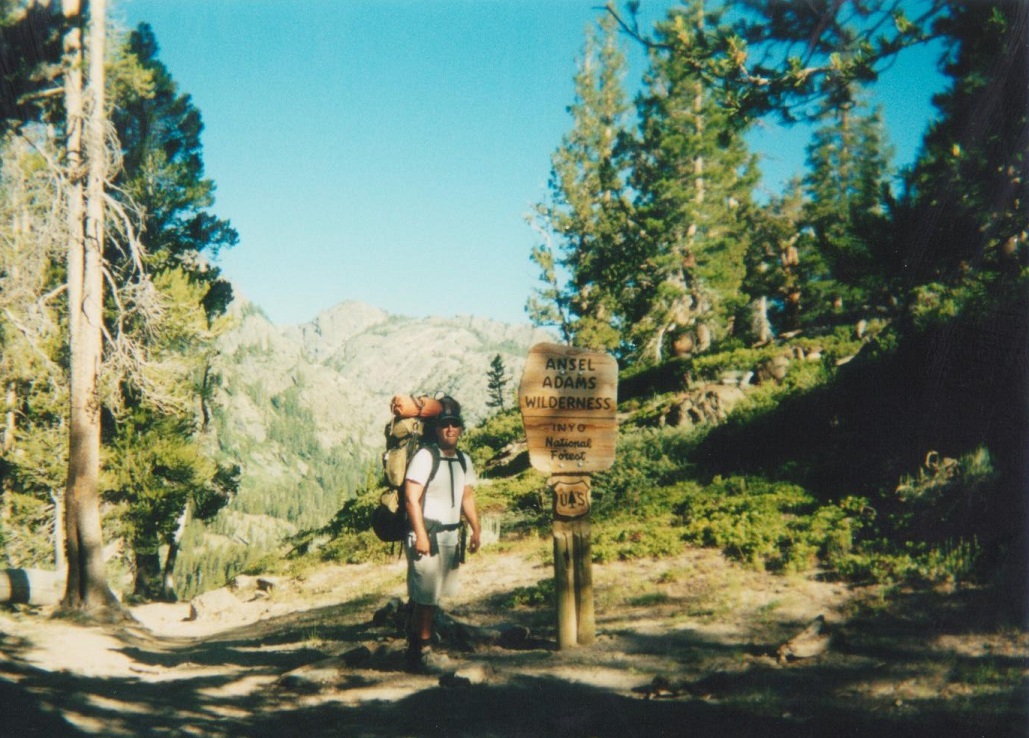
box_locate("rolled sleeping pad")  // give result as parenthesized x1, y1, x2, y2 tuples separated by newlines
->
(390, 394, 443, 419)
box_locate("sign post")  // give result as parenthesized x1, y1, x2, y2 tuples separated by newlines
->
(518, 343, 618, 649)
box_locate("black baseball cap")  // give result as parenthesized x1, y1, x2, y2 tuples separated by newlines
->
(436, 396, 463, 426)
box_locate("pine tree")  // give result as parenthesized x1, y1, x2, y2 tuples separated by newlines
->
(528, 13, 633, 351)
(62, 0, 122, 612)
(742, 179, 811, 338)
(88, 25, 241, 600)
(802, 102, 894, 322)
(627, 0, 760, 362)
(105, 393, 237, 600)
(111, 23, 237, 321)
(895, 0, 1027, 286)
(486, 354, 509, 411)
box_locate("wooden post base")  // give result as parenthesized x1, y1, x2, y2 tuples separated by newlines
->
(550, 475, 594, 649)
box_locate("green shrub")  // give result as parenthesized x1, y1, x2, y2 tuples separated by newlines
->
(912, 538, 981, 583)
(676, 477, 865, 573)
(474, 471, 544, 513)
(910, 280, 990, 328)
(324, 486, 380, 536)
(285, 484, 394, 565)
(496, 578, 554, 608)
(832, 535, 983, 586)
(889, 446, 998, 544)
(691, 346, 782, 383)
(592, 428, 699, 515)
(592, 514, 685, 563)
(316, 528, 398, 565)
(473, 471, 551, 538)
(463, 408, 525, 471)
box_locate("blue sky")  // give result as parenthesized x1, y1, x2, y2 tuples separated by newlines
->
(117, 1, 947, 327)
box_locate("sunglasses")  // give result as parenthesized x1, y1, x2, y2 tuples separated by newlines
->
(438, 420, 462, 429)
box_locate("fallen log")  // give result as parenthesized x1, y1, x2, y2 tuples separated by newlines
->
(0, 568, 64, 605)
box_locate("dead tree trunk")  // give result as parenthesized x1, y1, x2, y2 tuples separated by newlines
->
(0, 568, 63, 605)
(2, 382, 14, 526)
(160, 503, 190, 601)
(61, 0, 119, 612)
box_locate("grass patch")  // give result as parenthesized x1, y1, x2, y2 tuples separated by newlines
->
(494, 578, 554, 609)
(627, 591, 671, 607)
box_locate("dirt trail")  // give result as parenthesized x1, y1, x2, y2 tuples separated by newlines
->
(0, 541, 1025, 737)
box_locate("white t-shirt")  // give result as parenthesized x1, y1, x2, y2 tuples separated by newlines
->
(406, 446, 477, 535)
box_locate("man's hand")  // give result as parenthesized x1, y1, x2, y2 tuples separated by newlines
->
(414, 532, 430, 556)
(467, 530, 481, 554)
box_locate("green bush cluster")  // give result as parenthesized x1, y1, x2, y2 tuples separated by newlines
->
(281, 484, 394, 566)
(831, 537, 982, 586)
(676, 476, 861, 573)
(889, 447, 998, 544)
(2, 492, 55, 568)
(591, 514, 685, 563)
(825, 446, 995, 585)
(326, 488, 379, 536)
(311, 528, 398, 565)
(691, 346, 782, 383)
(592, 429, 698, 514)
(475, 472, 549, 534)
(495, 578, 554, 609)
(462, 408, 524, 472)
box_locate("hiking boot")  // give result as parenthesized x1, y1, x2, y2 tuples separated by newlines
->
(404, 638, 428, 673)
(405, 643, 451, 675)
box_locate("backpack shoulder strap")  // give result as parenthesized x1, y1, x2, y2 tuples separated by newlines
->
(428, 446, 467, 477)
(426, 444, 442, 485)
(407, 445, 440, 522)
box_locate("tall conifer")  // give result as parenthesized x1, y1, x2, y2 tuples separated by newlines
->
(528, 13, 632, 351)
(112, 23, 237, 320)
(896, 0, 1027, 284)
(802, 103, 894, 321)
(628, 0, 759, 362)
(101, 25, 240, 599)
(486, 354, 509, 411)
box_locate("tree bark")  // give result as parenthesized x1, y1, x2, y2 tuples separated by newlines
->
(61, 0, 118, 612)
(160, 541, 180, 602)
(132, 547, 162, 600)
(50, 490, 65, 572)
(160, 503, 190, 602)
(2, 382, 14, 525)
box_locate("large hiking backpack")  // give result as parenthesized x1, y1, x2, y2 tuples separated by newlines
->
(371, 395, 466, 542)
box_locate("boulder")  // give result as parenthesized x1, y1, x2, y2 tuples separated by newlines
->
(666, 384, 746, 427)
(187, 587, 241, 621)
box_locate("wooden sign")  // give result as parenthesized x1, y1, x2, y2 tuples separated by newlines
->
(518, 343, 618, 475)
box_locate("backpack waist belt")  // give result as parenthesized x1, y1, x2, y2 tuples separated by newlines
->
(423, 518, 462, 534)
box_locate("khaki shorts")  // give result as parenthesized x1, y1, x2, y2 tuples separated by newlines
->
(405, 531, 460, 606)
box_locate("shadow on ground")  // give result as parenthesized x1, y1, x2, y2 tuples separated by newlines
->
(0, 576, 1025, 737)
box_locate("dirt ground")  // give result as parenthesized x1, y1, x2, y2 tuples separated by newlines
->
(0, 539, 1026, 737)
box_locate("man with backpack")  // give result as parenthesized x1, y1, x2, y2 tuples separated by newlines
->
(403, 399, 481, 673)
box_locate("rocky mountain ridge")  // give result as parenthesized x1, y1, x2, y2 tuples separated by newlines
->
(210, 298, 553, 511)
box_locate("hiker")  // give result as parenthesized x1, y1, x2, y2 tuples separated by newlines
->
(403, 400, 481, 672)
